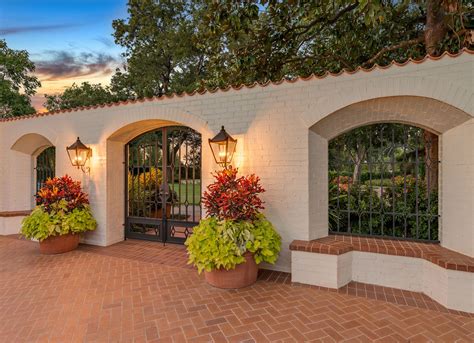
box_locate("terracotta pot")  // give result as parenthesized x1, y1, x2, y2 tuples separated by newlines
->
(204, 252, 258, 289)
(150, 204, 172, 218)
(39, 233, 80, 255)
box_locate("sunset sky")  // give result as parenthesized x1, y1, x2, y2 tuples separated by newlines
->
(0, 0, 127, 111)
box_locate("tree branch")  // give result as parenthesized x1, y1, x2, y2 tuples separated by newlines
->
(296, 2, 359, 35)
(364, 27, 468, 66)
(282, 52, 352, 70)
(273, 2, 359, 42)
(363, 37, 424, 66)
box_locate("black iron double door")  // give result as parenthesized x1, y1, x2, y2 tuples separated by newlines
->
(125, 126, 202, 244)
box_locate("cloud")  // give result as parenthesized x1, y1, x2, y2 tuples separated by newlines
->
(34, 51, 118, 81)
(30, 94, 46, 112)
(95, 37, 116, 48)
(0, 24, 80, 35)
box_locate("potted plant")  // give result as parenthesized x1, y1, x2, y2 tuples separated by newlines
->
(185, 167, 281, 289)
(128, 167, 178, 218)
(21, 175, 97, 254)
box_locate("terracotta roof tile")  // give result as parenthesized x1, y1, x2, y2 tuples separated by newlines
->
(1, 49, 472, 123)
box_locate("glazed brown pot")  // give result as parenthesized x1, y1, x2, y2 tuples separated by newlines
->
(204, 252, 258, 289)
(39, 233, 80, 255)
(150, 204, 172, 218)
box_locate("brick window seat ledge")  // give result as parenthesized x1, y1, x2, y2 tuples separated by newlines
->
(290, 234, 474, 272)
(289, 234, 474, 313)
(0, 210, 31, 236)
(0, 210, 32, 217)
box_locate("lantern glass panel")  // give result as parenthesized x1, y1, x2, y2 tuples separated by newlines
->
(208, 126, 237, 167)
(224, 139, 237, 166)
(66, 138, 91, 168)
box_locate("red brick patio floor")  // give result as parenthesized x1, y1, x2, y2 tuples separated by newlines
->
(0, 236, 472, 343)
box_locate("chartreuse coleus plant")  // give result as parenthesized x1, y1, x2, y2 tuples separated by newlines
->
(185, 167, 281, 273)
(185, 214, 281, 273)
(21, 175, 97, 241)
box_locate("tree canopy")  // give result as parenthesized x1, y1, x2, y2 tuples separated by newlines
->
(0, 40, 40, 118)
(33, 0, 474, 112)
(108, 0, 472, 93)
(44, 82, 121, 112)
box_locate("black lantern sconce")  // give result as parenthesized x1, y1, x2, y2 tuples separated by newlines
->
(66, 137, 92, 173)
(208, 126, 237, 168)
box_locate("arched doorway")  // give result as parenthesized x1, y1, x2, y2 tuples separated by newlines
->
(125, 126, 202, 243)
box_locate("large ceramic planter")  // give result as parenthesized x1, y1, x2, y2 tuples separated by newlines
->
(204, 252, 258, 289)
(39, 233, 80, 255)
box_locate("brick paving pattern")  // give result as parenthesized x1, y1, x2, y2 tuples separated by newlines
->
(79, 239, 192, 270)
(0, 236, 472, 342)
(80, 238, 472, 317)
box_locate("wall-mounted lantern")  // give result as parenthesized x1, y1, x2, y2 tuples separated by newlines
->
(66, 137, 92, 173)
(209, 126, 237, 168)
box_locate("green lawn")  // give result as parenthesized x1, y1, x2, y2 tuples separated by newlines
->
(170, 181, 201, 205)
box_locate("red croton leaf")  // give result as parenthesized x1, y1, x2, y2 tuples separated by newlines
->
(36, 175, 89, 213)
(203, 167, 265, 221)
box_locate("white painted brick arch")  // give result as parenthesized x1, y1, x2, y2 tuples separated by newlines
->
(11, 133, 54, 155)
(299, 74, 473, 130)
(310, 96, 471, 140)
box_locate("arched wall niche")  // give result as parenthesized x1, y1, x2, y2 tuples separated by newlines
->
(11, 133, 54, 155)
(9, 133, 56, 210)
(307, 96, 473, 257)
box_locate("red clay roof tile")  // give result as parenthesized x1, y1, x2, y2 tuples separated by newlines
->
(1, 49, 472, 123)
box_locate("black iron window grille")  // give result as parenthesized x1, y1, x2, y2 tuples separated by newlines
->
(35, 146, 55, 194)
(328, 123, 439, 241)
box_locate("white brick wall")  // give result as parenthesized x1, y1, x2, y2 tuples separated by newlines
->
(0, 52, 472, 273)
(0, 216, 25, 235)
(292, 250, 474, 313)
(308, 130, 328, 240)
(441, 119, 474, 257)
(352, 252, 424, 291)
(291, 251, 341, 288)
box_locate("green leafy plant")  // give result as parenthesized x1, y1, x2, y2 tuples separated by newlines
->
(185, 214, 281, 273)
(21, 176, 97, 241)
(329, 174, 438, 240)
(245, 215, 281, 265)
(186, 167, 281, 272)
(21, 204, 96, 241)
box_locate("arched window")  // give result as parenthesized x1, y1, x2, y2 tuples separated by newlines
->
(35, 146, 55, 193)
(328, 123, 439, 241)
